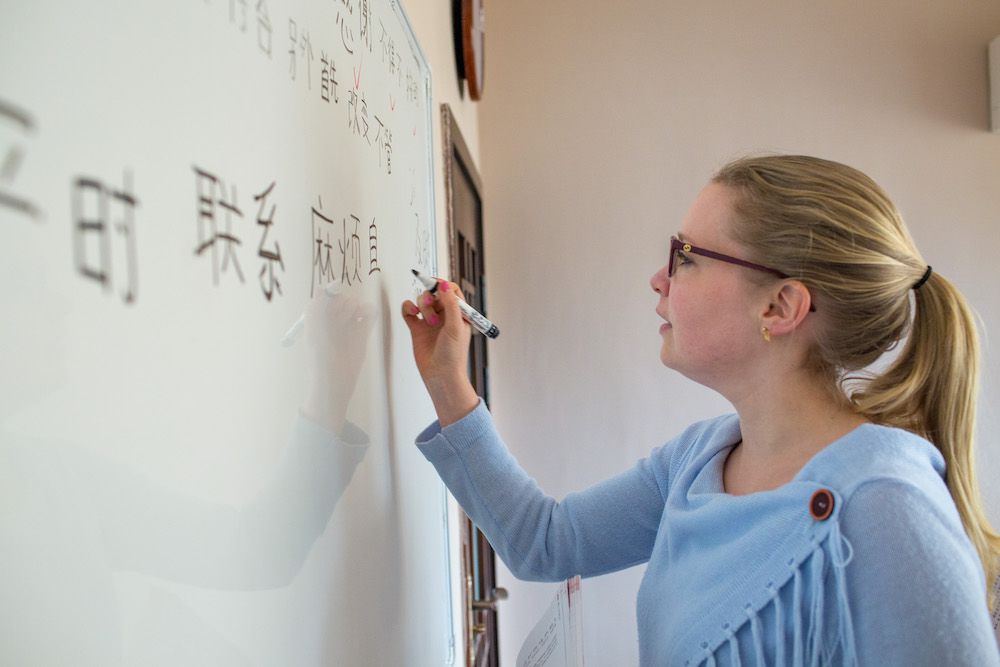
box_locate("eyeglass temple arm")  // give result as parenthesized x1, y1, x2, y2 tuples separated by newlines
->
(684, 244, 817, 312)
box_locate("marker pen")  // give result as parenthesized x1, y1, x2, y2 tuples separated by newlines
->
(412, 269, 499, 339)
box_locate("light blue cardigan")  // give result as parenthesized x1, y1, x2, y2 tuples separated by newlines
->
(416, 400, 1000, 666)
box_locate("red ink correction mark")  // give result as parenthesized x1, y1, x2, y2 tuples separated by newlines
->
(353, 63, 362, 90)
(389, 95, 395, 111)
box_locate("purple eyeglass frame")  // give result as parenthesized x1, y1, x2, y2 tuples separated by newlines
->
(668, 236, 816, 311)
(669, 236, 787, 279)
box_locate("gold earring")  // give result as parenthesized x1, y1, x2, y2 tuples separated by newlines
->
(761, 326, 771, 342)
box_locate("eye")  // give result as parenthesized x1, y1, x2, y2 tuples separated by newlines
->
(675, 249, 692, 266)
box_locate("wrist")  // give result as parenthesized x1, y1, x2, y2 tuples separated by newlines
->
(427, 375, 479, 427)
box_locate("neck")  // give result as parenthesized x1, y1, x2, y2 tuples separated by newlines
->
(725, 368, 867, 469)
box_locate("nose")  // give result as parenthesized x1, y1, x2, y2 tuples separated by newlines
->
(650, 264, 670, 296)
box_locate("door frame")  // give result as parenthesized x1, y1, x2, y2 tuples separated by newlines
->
(440, 103, 502, 667)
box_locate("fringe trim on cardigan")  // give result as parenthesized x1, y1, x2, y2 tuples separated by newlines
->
(693, 520, 857, 667)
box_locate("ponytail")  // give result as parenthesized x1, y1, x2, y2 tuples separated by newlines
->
(714, 154, 1000, 609)
(852, 272, 1000, 609)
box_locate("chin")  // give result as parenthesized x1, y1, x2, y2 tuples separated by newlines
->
(660, 349, 705, 385)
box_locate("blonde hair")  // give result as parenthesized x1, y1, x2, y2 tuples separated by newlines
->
(714, 154, 1000, 608)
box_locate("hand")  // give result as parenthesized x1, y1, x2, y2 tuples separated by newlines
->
(400, 279, 479, 425)
(301, 283, 377, 433)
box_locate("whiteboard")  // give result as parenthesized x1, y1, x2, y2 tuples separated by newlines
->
(0, 1, 454, 664)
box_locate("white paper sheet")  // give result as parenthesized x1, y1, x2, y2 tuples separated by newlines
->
(516, 576, 583, 667)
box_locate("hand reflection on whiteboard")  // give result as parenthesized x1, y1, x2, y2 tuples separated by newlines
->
(94, 283, 377, 588)
(0, 284, 379, 665)
(301, 281, 377, 435)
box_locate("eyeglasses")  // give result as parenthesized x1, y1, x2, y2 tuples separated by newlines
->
(668, 236, 789, 279)
(668, 236, 816, 311)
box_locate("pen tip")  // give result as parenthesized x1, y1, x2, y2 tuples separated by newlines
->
(411, 269, 418, 276)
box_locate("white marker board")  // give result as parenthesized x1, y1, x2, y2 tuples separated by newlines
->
(0, 0, 454, 664)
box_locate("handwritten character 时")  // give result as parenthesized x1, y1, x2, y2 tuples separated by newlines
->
(72, 171, 139, 304)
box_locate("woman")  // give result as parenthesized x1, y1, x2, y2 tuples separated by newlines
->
(400, 155, 1000, 665)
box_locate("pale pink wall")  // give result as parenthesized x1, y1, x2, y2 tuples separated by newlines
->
(478, 2, 1000, 663)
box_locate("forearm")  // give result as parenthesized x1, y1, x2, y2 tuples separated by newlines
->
(416, 402, 663, 581)
(417, 402, 574, 581)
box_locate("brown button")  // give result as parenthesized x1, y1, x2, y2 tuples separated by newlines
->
(810, 489, 834, 521)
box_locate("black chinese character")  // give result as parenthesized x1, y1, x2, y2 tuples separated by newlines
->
(72, 171, 139, 304)
(340, 214, 362, 286)
(311, 198, 337, 297)
(193, 166, 244, 286)
(368, 217, 380, 276)
(257, 0, 272, 57)
(0, 99, 41, 221)
(255, 181, 284, 301)
(321, 52, 340, 104)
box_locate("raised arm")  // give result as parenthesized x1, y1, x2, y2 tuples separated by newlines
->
(417, 399, 670, 581)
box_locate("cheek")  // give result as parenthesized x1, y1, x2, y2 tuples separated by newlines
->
(670, 290, 708, 332)
(665, 290, 753, 361)
(661, 293, 710, 356)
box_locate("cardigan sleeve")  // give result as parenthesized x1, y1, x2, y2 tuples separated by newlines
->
(840, 478, 1000, 665)
(416, 399, 678, 582)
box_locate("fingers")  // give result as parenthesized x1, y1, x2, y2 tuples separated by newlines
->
(400, 279, 465, 330)
(419, 288, 443, 326)
(401, 292, 441, 329)
(401, 299, 423, 329)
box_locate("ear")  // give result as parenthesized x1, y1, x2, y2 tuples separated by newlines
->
(760, 280, 812, 337)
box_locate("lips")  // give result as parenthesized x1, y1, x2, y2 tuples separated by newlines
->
(658, 314, 672, 334)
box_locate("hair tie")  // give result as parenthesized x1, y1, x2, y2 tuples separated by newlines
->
(912, 265, 932, 290)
